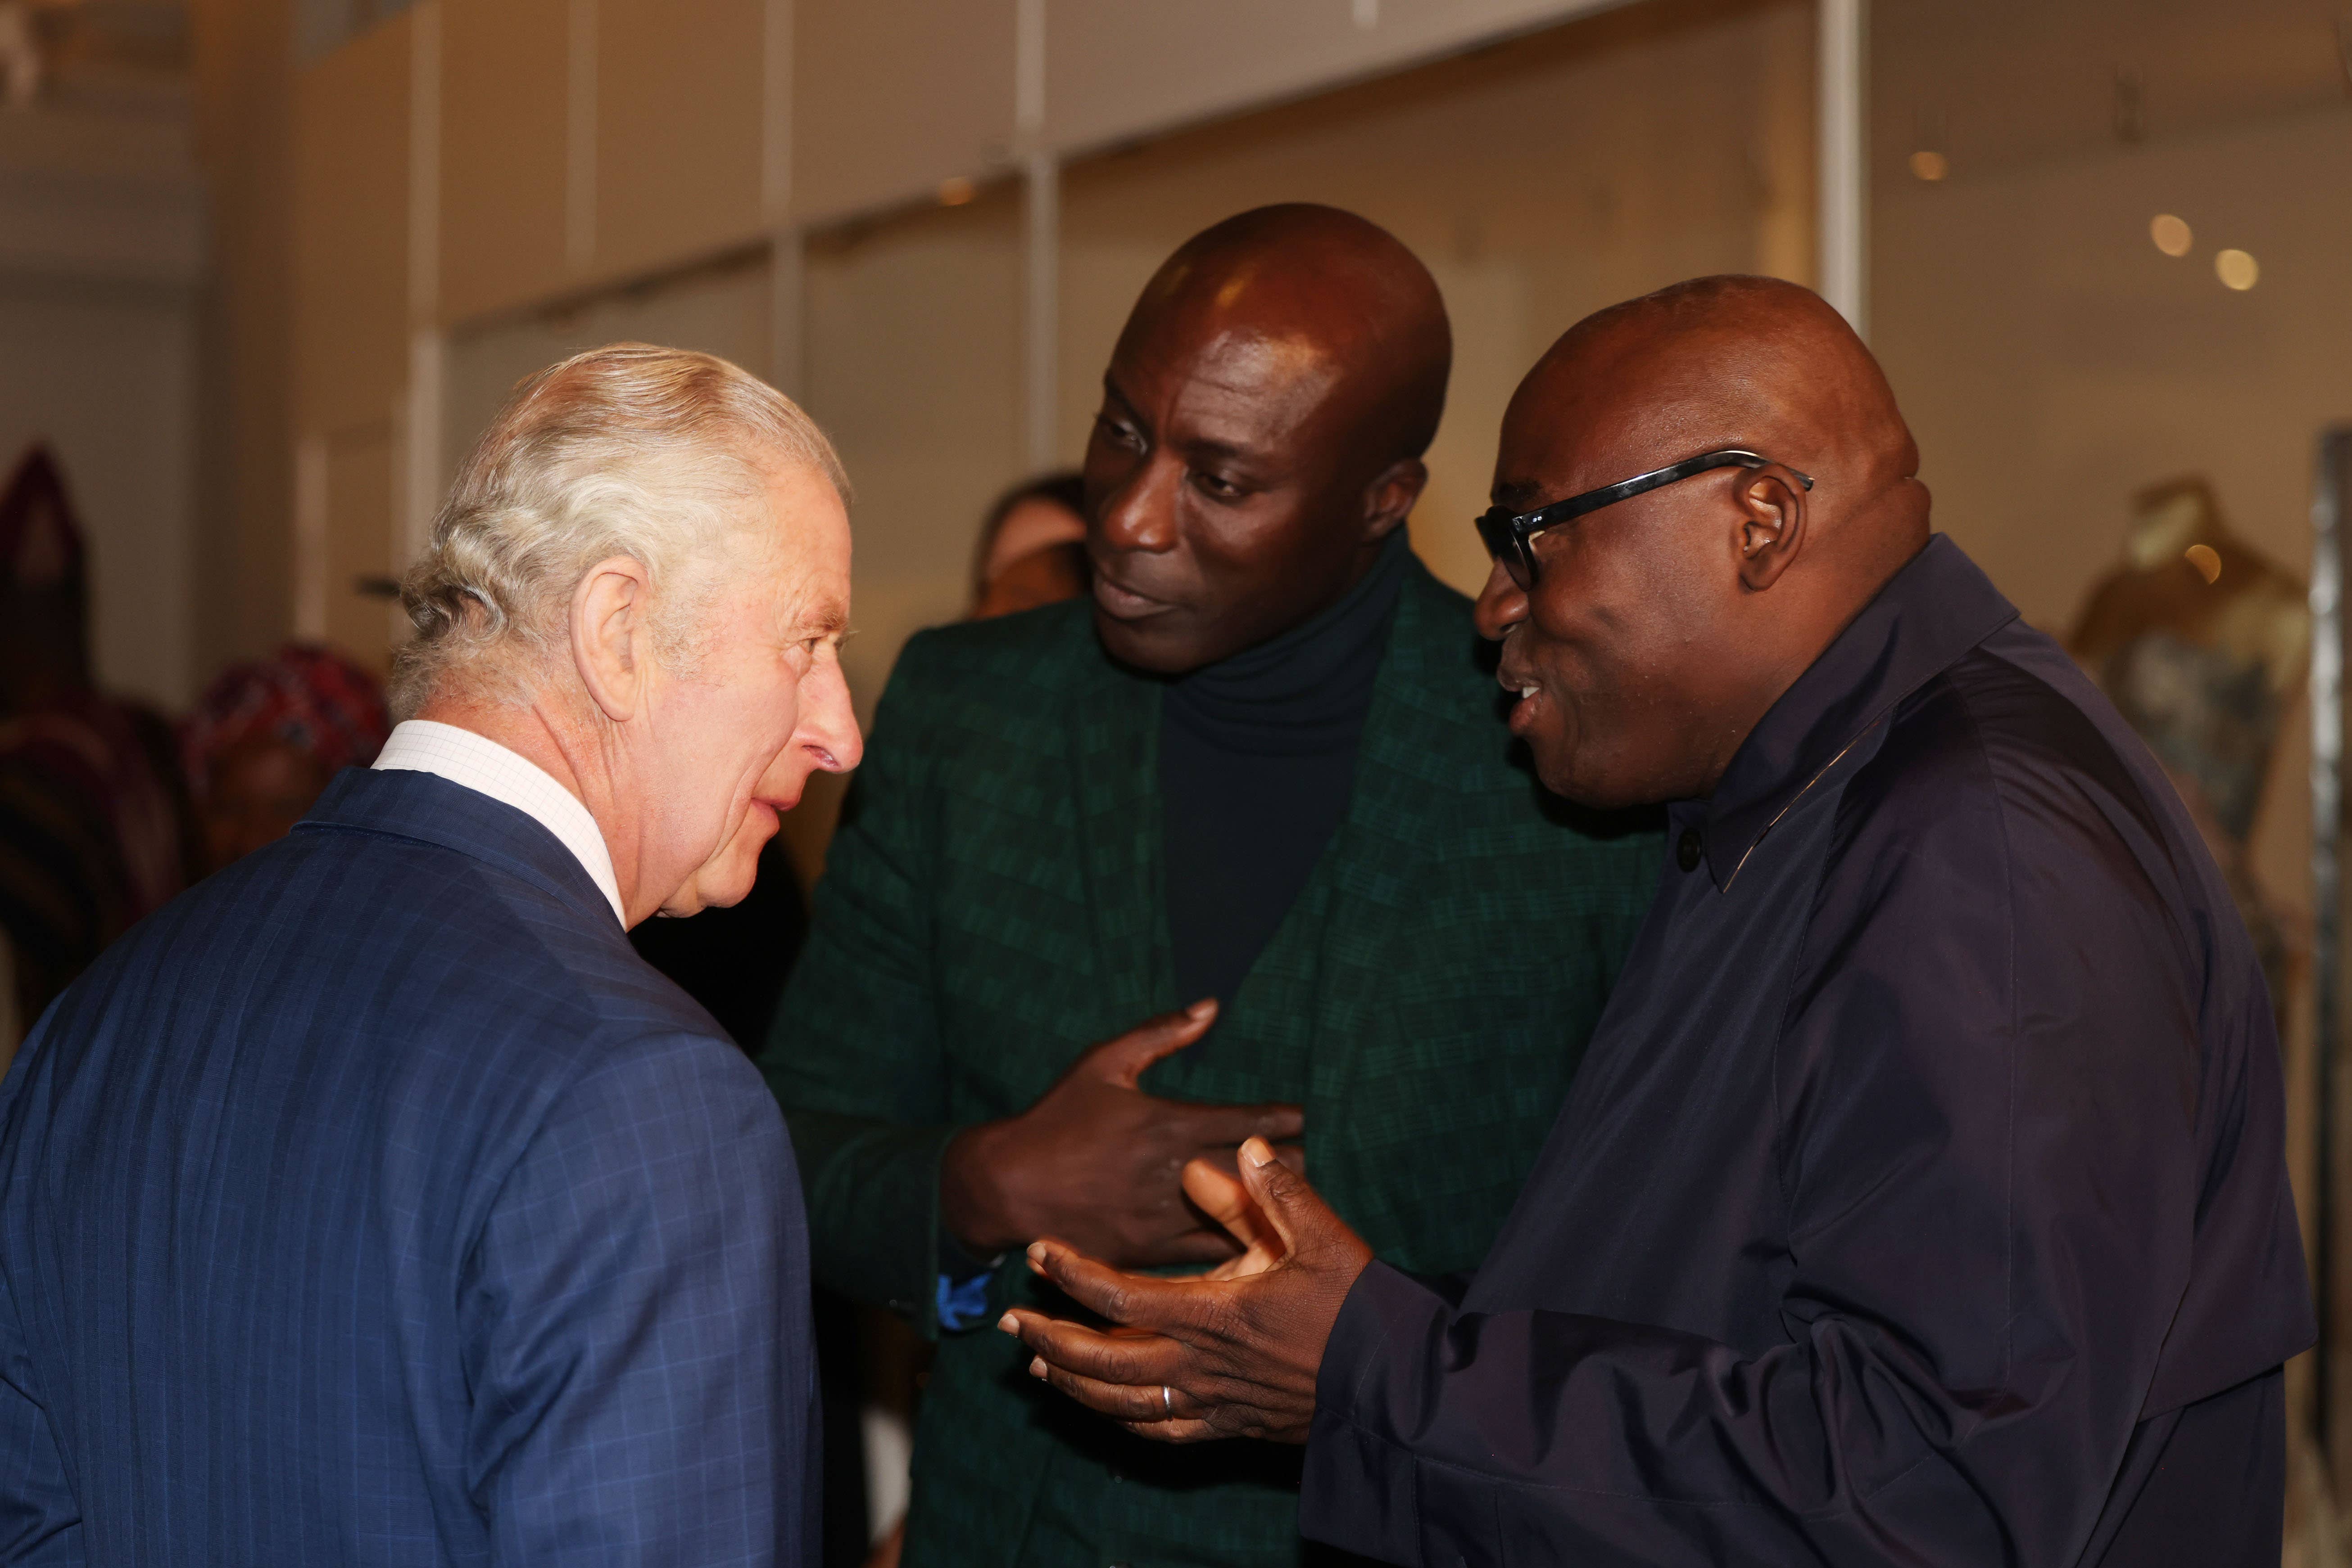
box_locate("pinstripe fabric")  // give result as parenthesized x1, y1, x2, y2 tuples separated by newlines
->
(761, 559, 1659, 1568)
(0, 767, 819, 1567)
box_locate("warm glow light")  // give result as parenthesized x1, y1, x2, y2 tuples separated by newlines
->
(937, 177, 977, 206)
(1908, 150, 1949, 182)
(2150, 214, 2192, 257)
(2184, 544, 2222, 584)
(2215, 249, 2259, 290)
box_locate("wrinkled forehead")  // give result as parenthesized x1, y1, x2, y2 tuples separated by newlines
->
(752, 462, 853, 631)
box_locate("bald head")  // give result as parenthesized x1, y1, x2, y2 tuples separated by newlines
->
(1508, 276, 1923, 579)
(1127, 204, 1450, 466)
(1478, 275, 1934, 808)
(1085, 204, 1451, 673)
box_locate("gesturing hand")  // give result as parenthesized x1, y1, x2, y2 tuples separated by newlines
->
(938, 1001, 1306, 1269)
(997, 1136, 1373, 1445)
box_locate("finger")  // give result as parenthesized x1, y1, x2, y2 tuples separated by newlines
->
(1173, 1101, 1306, 1147)
(1093, 1000, 1218, 1088)
(1182, 1158, 1262, 1238)
(998, 1308, 1183, 1387)
(1022, 1354, 1221, 1441)
(1238, 1135, 1336, 1255)
(1026, 1238, 1200, 1329)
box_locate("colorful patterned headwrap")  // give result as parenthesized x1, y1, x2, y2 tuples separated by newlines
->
(181, 645, 392, 801)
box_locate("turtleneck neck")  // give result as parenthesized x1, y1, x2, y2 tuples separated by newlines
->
(1158, 529, 1412, 1013)
(1164, 528, 1411, 756)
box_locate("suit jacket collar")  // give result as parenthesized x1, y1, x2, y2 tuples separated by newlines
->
(1696, 533, 2019, 888)
(298, 766, 622, 933)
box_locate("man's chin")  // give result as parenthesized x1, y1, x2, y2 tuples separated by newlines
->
(1092, 605, 1229, 677)
(658, 811, 781, 918)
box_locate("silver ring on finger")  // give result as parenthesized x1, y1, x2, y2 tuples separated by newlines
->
(1162, 1384, 1174, 1417)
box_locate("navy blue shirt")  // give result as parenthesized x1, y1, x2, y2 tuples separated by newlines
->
(1302, 536, 2314, 1565)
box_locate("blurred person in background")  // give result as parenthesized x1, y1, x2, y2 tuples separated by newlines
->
(0, 344, 859, 1564)
(181, 643, 393, 874)
(0, 444, 189, 1071)
(969, 471, 1087, 619)
(761, 205, 1657, 1568)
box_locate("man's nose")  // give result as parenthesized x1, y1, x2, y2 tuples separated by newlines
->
(803, 657, 864, 773)
(1472, 558, 1529, 642)
(1095, 455, 1180, 554)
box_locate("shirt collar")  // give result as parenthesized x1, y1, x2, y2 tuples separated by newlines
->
(372, 720, 625, 924)
(1693, 534, 2020, 889)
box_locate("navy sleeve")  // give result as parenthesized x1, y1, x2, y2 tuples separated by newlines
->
(0, 1213, 82, 1568)
(1302, 704, 2251, 1564)
(461, 1031, 818, 1568)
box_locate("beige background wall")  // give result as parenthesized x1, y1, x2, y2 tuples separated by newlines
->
(0, 277, 200, 707)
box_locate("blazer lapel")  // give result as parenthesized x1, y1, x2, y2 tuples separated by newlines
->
(1305, 569, 1453, 1109)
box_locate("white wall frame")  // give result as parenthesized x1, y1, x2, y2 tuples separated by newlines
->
(1816, 0, 1867, 335)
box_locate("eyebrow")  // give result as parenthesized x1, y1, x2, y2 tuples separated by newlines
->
(793, 598, 851, 638)
(1491, 479, 1548, 511)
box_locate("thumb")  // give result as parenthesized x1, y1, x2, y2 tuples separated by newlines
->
(1093, 999, 1218, 1088)
(1237, 1135, 1328, 1256)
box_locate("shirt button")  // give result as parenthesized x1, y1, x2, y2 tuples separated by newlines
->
(1677, 829, 1703, 872)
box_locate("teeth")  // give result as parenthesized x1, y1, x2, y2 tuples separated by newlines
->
(1518, 685, 1539, 699)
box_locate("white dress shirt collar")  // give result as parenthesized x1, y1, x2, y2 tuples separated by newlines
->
(372, 719, 625, 925)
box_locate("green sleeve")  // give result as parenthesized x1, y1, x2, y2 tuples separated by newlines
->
(759, 637, 957, 1334)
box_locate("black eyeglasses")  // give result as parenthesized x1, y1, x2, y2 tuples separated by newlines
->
(1474, 449, 1815, 589)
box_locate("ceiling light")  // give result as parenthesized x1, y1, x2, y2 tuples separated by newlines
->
(2215, 249, 2259, 290)
(1908, 150, 1949, 182)
(2150, 214, 2192, 257)
(2184, 544, 2221, 584)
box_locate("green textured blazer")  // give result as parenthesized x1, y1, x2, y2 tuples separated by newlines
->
(761, 557, 1658, 1568)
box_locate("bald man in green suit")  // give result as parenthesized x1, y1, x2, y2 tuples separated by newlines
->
(760, 205, 1657, 1567)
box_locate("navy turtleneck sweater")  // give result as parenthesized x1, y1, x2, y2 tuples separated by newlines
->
(1160, 530, 1412, 1011)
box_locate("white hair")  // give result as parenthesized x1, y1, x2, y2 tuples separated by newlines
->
(391, 342, 848, 718)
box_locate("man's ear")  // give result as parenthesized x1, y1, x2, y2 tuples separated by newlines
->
(1733, 467, 1809, 592)
(571, 555, 654, 723)
(1362, 458, 1428, 543)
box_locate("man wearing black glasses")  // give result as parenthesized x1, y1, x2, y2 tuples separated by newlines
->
(1007, 274, 2315, 1565)
(760, 205, 1658, 1567)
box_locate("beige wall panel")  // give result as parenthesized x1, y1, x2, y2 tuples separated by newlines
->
(793, 0, 1017, 224)
(191, 0, 299, 665)
(1060, 0, 1811, 594)
(441, 0, 570, 322)
(1047, 0, 1616, 155)
(321, 421, 399, 674)
(595, 0, 766, 277)
(293, 14, 410, 436)
(0, 281, 200, 706)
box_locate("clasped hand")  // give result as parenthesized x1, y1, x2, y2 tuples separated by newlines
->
(938, 999, 1304, 1269)
(997, 1135, 1374, 1445)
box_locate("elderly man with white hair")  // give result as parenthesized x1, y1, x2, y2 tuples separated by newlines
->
(0, 343, 858, 1566)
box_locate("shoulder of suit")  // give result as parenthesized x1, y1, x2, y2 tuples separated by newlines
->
(879, 598, 1102, 719)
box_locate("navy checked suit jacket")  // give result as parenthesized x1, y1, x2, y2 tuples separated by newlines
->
(0, 767, 819, 1566)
